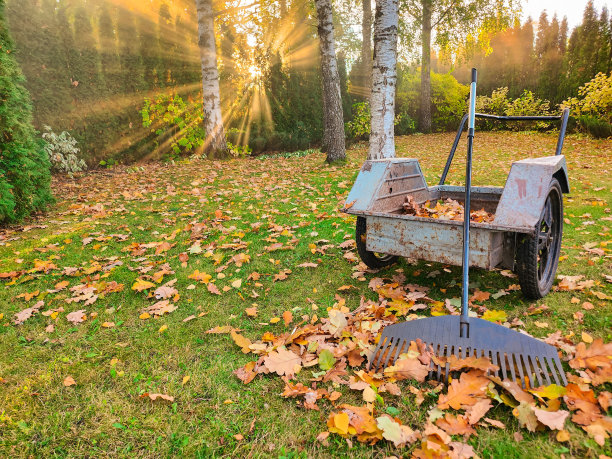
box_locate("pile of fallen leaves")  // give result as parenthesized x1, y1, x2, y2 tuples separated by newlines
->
(221, 275, 612, 456)
(402, 197, 495, 224)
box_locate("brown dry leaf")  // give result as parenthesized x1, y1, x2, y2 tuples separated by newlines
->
(66, 309, 87, 325)
(433, 355, 499, 373)
(484, 417, 506, 429)
(63, 376, 76, 387)
(207, 283, 221, 295)
(263, 347, 302, 377)
(513, 402, 539, 432)
(438, 371, 490, 410)
(245, 307, 258, 317)
(234, 361, 257, 384)
(384, 356, 429, 382)
(466, 398, 492, 425)
(533, 407, 569, 430)
(583, 417, 612, 446)
(142, 393, 175, 402)
(231, 330, 252, 354)
(435, 413, 476, 437)
(471, 290, 491, 302)
(282, 310, 293, 326)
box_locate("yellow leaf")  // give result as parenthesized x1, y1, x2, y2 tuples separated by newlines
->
(231, 279, 242, 289)
(139, 312, 151, 320)
(224, 399, 234, 404)
(556, 430, 570, 442)
(333, 412, 349, 435)
(158, 324, 168, 333)
(581, 332, 593, 343)
(110, 358, 119, 366)
(101, 322, 115, 328)
(182, 375, 190, 386)
(482, 310, 507, 323)
(270, 317, 280, 324)
(132, 278, 155, 292)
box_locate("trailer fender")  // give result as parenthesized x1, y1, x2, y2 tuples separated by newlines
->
(494, 155, 569, 230)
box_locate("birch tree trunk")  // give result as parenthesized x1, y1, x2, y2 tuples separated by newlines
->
(314, 0, 346, 162)
(195, 0, 227, 156)
(368, 0, 398, 160)
(361, 0, 373, 100)
(419, 0, 432, 133)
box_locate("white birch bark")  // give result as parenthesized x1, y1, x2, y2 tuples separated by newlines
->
(314, 0, 346, 162)
(368, 0, 398, 160)
(195, 0, 227, 156)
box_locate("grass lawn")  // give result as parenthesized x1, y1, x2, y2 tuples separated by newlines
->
(0, 131, 610, 458)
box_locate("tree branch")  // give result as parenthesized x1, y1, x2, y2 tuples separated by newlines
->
(214, 2, 260, 18)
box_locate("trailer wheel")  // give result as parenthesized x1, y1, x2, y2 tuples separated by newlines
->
(515, 178, 563, 299)
(356, 217, 398, 269)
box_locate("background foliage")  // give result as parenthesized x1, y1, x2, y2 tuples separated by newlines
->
(0, 0, 53, 223)
(4, 0, 611, 166)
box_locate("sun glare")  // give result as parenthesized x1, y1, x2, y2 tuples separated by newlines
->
(248, 65, 262, 79)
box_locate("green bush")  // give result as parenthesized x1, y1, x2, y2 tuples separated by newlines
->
(577, 115, 612, 138)
(562, 72, 612, 137)
(396, 70, 469, 132)
(346, 102, 416, 139)
(346, 102, 370, 139)
(0, 0, 53, 223)
(141, 93, 206, 159)
(476, 87, 554, 131)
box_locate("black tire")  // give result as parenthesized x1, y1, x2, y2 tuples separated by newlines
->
(515, 178, 563, 299)
(355, 216, 398, 269)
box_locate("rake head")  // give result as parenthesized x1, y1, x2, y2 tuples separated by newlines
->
(369, 316, 567, 388)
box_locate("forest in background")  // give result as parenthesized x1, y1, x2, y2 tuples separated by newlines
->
(5, 0, 612, 164)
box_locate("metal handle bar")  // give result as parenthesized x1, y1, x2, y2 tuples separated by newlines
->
(439, 108, 571, 186)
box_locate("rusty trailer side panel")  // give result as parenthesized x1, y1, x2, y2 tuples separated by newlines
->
(366, 215, 506, 269)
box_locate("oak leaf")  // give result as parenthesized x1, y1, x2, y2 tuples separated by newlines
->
(263, 347, 301, 377)
(438, 371, 489, 410)
(132, 278, 155, 292)
(533, 407, 569, 430)
(66, 309, 87, 324)
(376, 415, 418, 447)
(384, 356, 429, 382)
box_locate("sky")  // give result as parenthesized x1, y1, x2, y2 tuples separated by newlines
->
(522, 0, 612, 29)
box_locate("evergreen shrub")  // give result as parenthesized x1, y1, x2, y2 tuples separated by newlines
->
(0, 0, 53, 223)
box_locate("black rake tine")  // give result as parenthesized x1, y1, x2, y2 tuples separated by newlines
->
(540, 357, 552, 386)
(509, 354, 517, 382)
(516, 354, 526, 387)
(545, 357, 560, 385)
(532, 355, 544, 386)
(525, 356, 537, 388)
(382, 338, 400, 369)
(444, 345, 451, 383)
(500, 353, 508, 381)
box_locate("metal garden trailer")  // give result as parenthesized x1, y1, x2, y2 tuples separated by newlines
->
(344, 109, 570, 299)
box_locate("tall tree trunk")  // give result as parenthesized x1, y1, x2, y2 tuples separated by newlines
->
(362, 0, 373, 100)
(195, 0, 227, 156)
(368, 0, 398, 160)
(314, 0, 346, 162)
(419, 0, 432, 133)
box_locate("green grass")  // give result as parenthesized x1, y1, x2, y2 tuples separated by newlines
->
(0, 131, 610, 457)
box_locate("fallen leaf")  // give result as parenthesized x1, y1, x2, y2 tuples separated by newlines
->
(63, 376, 76, 387)
(263, 347, 301, 377)
(533, 407, 569, 430)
